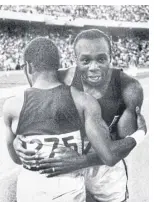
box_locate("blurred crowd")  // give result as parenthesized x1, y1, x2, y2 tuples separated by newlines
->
(0, 5, 149, 70)
(0, 5, 149, 22)
(112, 37, 149, 68)
(0, 25, 149, 71)
(0, 26, 75, 71)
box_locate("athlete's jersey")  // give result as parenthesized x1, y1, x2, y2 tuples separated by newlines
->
(16, 85, 83, 159)
(16, 85, 87, 202)
(97, 69, 125, 134)
(72, 68, 126, 152)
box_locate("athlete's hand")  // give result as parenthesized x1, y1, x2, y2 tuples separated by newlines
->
(38, 147, 82, 177)
(13, 135, 43, 166)
(136, 106, 147, 133)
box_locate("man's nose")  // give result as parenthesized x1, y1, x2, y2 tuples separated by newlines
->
(89, 62, 99, 72)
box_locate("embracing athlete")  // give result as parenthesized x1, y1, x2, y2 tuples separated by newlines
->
(12, 30, 147, 202)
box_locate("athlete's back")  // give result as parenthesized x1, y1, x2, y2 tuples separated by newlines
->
(17, 85, 83, 157)
(3, 37, 88, 202)
(9, 84, 86, 202)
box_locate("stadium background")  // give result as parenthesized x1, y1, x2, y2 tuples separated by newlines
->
(0, 5, 149, 202)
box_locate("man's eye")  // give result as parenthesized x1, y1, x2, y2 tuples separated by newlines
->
(98, 57, 106, 62)
(82, 59, 90, 64)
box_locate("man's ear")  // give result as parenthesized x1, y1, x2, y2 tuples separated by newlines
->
(26, 62, 33, 74)
(24, 62, 33, 87)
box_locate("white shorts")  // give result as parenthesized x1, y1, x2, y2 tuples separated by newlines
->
(17, 168, 86, 202)
(84, 160, 128, 202)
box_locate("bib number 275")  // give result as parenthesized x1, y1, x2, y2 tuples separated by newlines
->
(44, 136, 78, 152)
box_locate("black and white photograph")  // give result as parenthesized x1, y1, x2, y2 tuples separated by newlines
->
(0, 4, 149, 202)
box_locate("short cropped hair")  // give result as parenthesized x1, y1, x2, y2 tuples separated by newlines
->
(74, 29, 112, 57)
(24, 37, 60, 72)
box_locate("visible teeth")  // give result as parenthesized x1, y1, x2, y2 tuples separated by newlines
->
(90, 76, 100, 80)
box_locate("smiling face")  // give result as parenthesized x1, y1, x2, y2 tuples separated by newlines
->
(75, 37, 111, 86)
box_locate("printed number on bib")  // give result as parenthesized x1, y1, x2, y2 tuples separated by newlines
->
(22, 130, 82, 158)
(44, 136, 78, 152)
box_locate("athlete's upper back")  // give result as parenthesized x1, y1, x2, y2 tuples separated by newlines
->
(16, 85, 82, 136)
(5, 84, 105, 156)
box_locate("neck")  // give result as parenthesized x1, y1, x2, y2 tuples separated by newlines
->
(32, 72, 62, 89)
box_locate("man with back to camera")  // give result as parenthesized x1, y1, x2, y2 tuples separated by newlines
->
(12, 30, 147, 202)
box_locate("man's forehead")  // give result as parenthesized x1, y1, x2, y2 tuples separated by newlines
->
(79, 52, 108, 57)
(75, 38, 110, 56)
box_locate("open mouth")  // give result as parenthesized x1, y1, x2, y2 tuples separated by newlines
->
(88, 76, 101, 82)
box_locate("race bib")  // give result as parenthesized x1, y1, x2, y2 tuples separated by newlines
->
(21, 130, 82, 159)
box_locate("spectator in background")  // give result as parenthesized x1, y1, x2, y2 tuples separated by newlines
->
(0, 5, 149, 22)
(0, 25, 149, 71)
(0, 4, 149, 72)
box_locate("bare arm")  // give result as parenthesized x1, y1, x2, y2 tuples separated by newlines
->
(33, 89, 146, 177)
(83, 93, 137, 166)
(72, 105, 146, 169)
(117, 72, 143, 138)
(12, 85, 145, 176)
(81, 74, 144, 167)
(3, 99, 22, 165)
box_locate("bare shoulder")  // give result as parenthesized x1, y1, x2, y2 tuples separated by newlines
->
(70, 86, 100, 109)
(120, 71, 143, 108)
(120, 71, 142, 90)
(70, 86, 101, 122)
(3, 91, 25, 121)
